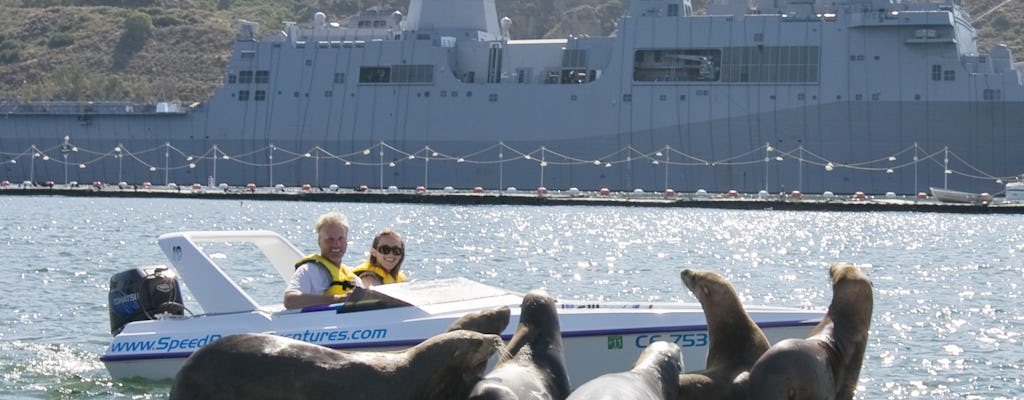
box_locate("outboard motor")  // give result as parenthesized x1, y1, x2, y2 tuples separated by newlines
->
(108, 266, 184, 335)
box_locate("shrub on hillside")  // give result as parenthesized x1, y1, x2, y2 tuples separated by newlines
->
(123, 12, 154, 44)
(48, 32, 75, 48)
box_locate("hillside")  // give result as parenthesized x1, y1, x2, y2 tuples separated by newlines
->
(0, 0, 1020, 103)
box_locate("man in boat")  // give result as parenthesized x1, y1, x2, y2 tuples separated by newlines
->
(283, 212, 364, 309)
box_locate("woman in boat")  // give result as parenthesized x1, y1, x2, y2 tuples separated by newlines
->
(353, 229, 407, 287)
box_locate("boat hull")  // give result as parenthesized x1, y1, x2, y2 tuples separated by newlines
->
(102, 307, 820, 385)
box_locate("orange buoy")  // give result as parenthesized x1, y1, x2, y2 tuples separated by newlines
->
(917, 192, 927, 199)
(473, 186, 484, 193)
(664, 189, 676, 197)
(790, 190, 802, 198)
(415, 186, 426, 193)
(247, 183, 257, 192)
(302, 184, 312, 191)
(853, 191, 866, 200)
(537, 186, 548, 195)
(599, 187, 610, 195)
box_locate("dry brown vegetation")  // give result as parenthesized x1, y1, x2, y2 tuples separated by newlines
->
(0, 0, 1018, 103)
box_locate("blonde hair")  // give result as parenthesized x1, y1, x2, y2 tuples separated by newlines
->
(369, 229, 405, 278)
(315, 212, 349, 235)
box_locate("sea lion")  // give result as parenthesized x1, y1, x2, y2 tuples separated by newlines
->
(467, 290, 572, 400)
(447, 305, 511, 335)
(565, 340, 684, 400)
(677, 268, 772, 400)
(747, 263, 873, 400)
(168, 330, 502, 400)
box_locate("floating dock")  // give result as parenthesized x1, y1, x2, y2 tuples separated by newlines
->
(2, 182, 1021, 214)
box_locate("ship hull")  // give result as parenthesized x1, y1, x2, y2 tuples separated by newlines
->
(3, 99, 1021, 194)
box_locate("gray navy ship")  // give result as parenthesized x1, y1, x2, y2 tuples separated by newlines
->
(2, 0, 1023, 194)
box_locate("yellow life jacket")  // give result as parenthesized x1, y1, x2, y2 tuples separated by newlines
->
(352, 261, 407, 284)
(294, 254, 358, 296)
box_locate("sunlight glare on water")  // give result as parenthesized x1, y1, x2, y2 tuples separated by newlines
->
(1, 197, 1023, 398)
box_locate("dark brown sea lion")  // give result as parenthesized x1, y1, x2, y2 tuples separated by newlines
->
(168, 330, 502, 400)
(447, 305, 511, 335)
(746, 263, 873, 400)
(677, 268, 771, 400)
(565, 340, 684, 400)
(467, 290, 572, 400)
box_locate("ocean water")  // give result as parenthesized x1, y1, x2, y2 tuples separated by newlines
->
(0, 196, 1022, 399)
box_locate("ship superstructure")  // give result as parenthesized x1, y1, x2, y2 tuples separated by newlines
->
(2, 0, 1022, 194)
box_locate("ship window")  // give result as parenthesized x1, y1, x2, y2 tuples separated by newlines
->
(855, 94, 863, 101)
(633, 49, 721, 82)
(391, 65, 435, 83)
(943, 70, 955, 81)
(255, 70, 269, 84)
(667, 4, 678, 16)
(623, 94, 632, 102)
(238, 70, 253, 84)
(983, 89, 1002, 101)
(754, 33, 763, 42)
(659, 94, 667, 101)
(359, 67, 391, 83)
(932, 65, 941, 81)
(871, 93, 880, 101)
(715, 46, 819, 83)
(696, 89, 709, 96)
(228, 74, 237, 84)
(423, 91, 429, 98)
(373, 20, 385, 28)
(680, 95, 686, 101)
(466, 91, 472, 97)
(238, 90, 249, 101)
(440, 90, 447, 97)
(914, 94, 921, 100)
(451, 91, 458, 98)
(254, 90, 266, 101)
(334, 73, 345, 84)
(305, 59, 312, 66)
(325, 90, 333, 97)
(489, 94, 498, 102)
(294, 91, 300, 97)
(798, 93, 805, 100)
(571, 94, 577, 101)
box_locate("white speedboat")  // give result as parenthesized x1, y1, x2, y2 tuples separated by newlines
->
(930, 187, 991, 204)
(102, 230, 822, 384)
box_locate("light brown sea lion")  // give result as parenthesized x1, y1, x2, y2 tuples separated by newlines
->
(565, 340, 684, 400)
(746, 263, 873, 400)
(168, 330, 502, 400)
(677, 268, 771, 400)
(467, 289, 572, 400)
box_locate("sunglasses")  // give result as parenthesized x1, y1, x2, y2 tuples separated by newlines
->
(376, 245, 403, 256)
